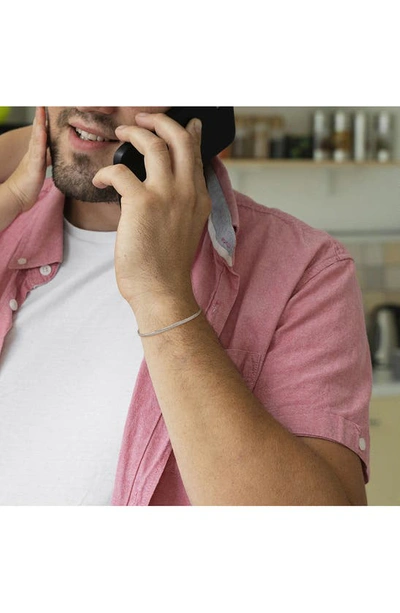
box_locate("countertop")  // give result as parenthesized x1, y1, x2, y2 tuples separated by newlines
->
(372, 369, 400, 397)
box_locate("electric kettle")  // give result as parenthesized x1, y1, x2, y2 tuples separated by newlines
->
(368, 304, 400, 369)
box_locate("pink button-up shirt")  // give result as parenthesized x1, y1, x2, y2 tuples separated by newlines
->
(0, 158, 372, 505)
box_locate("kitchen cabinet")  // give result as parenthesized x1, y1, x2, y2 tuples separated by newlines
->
(366, 394, 400, 505)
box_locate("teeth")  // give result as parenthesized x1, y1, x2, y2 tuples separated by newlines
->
(75, 127, 110, 142)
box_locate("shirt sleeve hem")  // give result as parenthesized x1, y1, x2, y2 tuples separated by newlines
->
(276, 409, 370, 484)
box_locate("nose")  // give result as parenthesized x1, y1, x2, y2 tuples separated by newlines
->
(75, 107, 117, 115)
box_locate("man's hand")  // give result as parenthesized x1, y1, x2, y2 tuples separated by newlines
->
(92, 112, 211, 320)
(3, 107, 49, 216)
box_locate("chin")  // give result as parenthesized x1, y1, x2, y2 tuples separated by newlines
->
(52, 162, 119, 204)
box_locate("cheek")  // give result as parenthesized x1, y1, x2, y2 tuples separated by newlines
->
(47, 120, 70, 161)
(47, 107, 64, 127)
(47, 110, 63, 144)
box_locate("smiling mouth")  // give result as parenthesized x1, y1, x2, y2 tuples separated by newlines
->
(73, 126, 118, 143)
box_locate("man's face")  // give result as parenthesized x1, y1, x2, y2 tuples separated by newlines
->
(47, 107, 169, 203)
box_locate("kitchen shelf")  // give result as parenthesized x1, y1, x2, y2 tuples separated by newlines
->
(222, 159, 400, 168)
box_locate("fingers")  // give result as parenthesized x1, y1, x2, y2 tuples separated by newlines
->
(115, 124, 172, 185)
(134, 112, 201, 183)
(33, 107, 46, 129)
(185, 118, 210, 198)
(28, 107, 49, 172)
(35, 107, 52, 167)
(92, 162, 143, 201)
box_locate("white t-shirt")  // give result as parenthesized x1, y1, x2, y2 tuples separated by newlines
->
(0, 218, 144, 505)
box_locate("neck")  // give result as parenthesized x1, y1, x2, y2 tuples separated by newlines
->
(64, 198, 121, 232)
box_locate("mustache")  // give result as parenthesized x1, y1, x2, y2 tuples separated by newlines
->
(55, 108, 119, 132)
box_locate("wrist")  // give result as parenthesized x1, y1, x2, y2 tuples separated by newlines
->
(3, 179, 24, 216)
(0, 182, 23, 231)
(137, 308, 202, 338)
(129, 292, 200, 335)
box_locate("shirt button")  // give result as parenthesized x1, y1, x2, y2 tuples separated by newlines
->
(17, 257, 27, 265)
(9, 299, 18, 311)
(359, 437, 366, 451)
(40, 265, 52, 276)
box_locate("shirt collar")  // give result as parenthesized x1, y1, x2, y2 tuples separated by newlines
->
(206, 158, 238, 268)
(8, 179, 65, 270)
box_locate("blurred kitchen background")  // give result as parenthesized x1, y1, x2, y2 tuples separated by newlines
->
(1, 106, 399, 506)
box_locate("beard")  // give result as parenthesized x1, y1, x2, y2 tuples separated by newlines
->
(48, 109, 120, 204)
(50, 148, 119, 203)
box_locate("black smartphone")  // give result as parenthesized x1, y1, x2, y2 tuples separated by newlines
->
(113, 107, 236, 182)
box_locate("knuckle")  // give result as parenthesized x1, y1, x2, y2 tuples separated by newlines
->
(149, 139, 168, 155)
(153, 112, 166, 122)
(182, 185, 196, 203)
(181, 130, 194, 147)
(114, 163, 129, 177)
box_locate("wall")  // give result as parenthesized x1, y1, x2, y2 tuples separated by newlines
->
(227, 164, 400, 234)
(224, 107, 400, 329)
(4, 107, 35, 124)
(337, 237, 400, 328)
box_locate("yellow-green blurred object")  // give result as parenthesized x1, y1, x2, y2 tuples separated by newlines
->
(0, 107, 11, 123)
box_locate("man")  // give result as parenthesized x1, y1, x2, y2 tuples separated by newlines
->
(0, 107, 371, 505)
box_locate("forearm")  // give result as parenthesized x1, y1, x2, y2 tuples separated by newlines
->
(0, 126, 32, 182)
(0, 126, 32, 231)
(0, 181, 22, 232)
(135, 300, 351, 506)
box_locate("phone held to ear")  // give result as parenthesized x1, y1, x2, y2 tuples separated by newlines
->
(113, 107, 236, 183)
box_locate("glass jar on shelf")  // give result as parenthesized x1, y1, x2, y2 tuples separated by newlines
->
(332, 111, 352, 162)
(373, 112, 393, 163)
(231, 116, 254, 159)
(269, 116, 286, 159)
(253, 116, 270, 159)
(353, 111, 370, 162)
(312, 110, 332, 161)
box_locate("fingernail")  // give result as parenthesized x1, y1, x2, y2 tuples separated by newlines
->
(116, 125, 127, 131)
(136, 112, 149, 118)
(194, 119, 202, 135)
